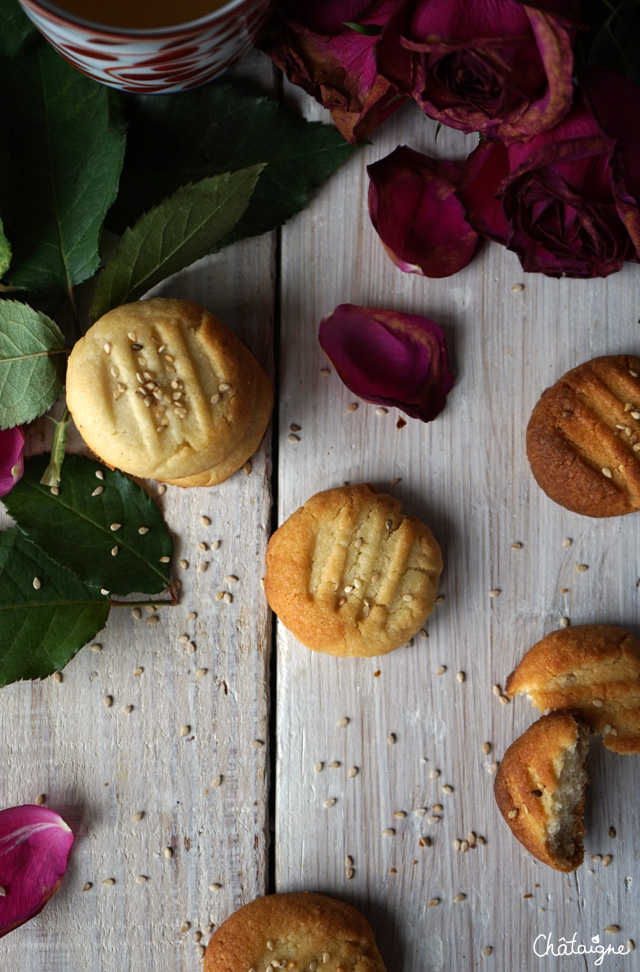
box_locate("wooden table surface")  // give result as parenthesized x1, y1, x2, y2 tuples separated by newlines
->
(2, 49, 640, 972)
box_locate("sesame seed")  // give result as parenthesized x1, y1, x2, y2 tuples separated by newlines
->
(218, 383, 231, 393)
(101, 589, 109, 596)
(196, 563, 208, 573)
(196, 541, 207, 552)
(604, 723, 612, 734)
(508, 808, 519, 819)
(179, 725, 190, 736)
(164, 847, 173, 858)
(482, 742, 491, 754)
(35, 794, 46, 805)
(488, 763, 499, 774)
(435, 595, 445, 604)
(482, 947, 493, 957)
(453, 893, 466, 903)
(604, 855, 613, 866)
(329, 761, 340, 769)
(402, 593, 413, 602)
(314, 762, 324, 773)
(591, 854, 602, 862)
(146, 614, 159, 626)
(111, 545, 119, 557)
(123, 705, 134, 714)
(346, 867, 355, 880)
(453, 839, 461, 851)
(196, 668, 207, 678)
(388, 733, 396, 745)
(223, 592, 233, 603)
(414, 808, 427, 817)
(187, 612, 197, 621)
(432, 804, 443, 812)
(180, 560, 189, 570)
(632, 412, 640, 420)
(626, 940, 635, 952)
(127, 331, 137, 341)
(420, 837, 432, 848)
(344, 585, 354, 594)
(609, 826, 617, 838)
(477, 835, 486, 845)
(511, 542, 523, 550)
(320, 367, 331, 376)
(468, 832, 476, 845)
(489, 589, 501, 598)
(337, 717, 349, 728)
(82, 882, 92, 891)
(345, 403, 358, 413)
(138, 526, 149, 535)
(50, 485, 59, 496)
(382, 828, 395, 836)
(92, 486, 104, 496)
(348, 766, 358, 778)
(512, 283, 524, 292)
(134, 667, 143, 677)
(385, 519, 392, 530)
(208, 883, 222, 892)
(103, 342, 111, 354)
(157, 485, 166, 496)
(322, 955, 330, 965)
(287, 433, 300, 443)
(428, 897, 440, 907)
(562, 537, 572, 547)
(135, 875, 147, 884)
(252, 739, 264, 748)
(560, 617, 570, 628)
(498, 694, 510, 705)
(103, 878, 115, 887)
(32, 577, 41, 590)
(593, 699, 604, 708)
(215, 591, 224, 601)
(605, 925, 620, 934)
(576, 564, 588, 572)
(323, 799, 336, 809)
(457, 671, 465, 683)
(430, 769, 440, 779)
(631, 370, 639, 377)
(442, 785, 453, 794)
(90, 643, 102, 652)
(345, 855, 353, 868)
(51, 671, 63, 683)
(602, 467, 613, 478)
(133, 811, 145, 821)
(394, 811, 406, 819)
(461, 840, 469, 852)
(376, 407, 388, 415)
(436, 665, 446, 675)
(103, 695, 113, 708)
(427, 816, 441, 825)
(212, 775, 223, 787)
(224, 575, 239, 584)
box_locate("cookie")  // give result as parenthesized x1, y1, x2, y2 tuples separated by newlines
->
(66, 298, 257, 481)
(203, 892, 387, 972)
(506, 624, 640, 754)
(526, 354, 640, 517)
(165, 358, 273, 487)
(264, 484, 442, 657)
(494, 711, 589, 872)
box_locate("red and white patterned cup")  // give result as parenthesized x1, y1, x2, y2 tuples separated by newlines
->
(18, 0, 271, 92)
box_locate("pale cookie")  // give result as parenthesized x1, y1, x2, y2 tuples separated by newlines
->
(203, 891, 387, 972)
(526, 354, 640, 517)
(66, 298, 257, 481)
(506, 624, 640, 754)
(165, 357, 273, 487)
(494, 711, 589, 872)
(264, 484, 442, 657)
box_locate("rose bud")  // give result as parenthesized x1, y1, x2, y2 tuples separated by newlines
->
(368, 145, 482, 277)
(457, 67, 640, 278)
(378, 0, 578, 144)
(0, 427, 25, 498)
(260, 0, 407, 143)
(319, 304, 454, 422)
(0, 805, 74, 938)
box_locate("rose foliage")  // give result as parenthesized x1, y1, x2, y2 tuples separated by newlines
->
(0, 805, 74, 938)
(319, 303, 454, 421)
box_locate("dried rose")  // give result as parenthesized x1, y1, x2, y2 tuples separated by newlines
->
(319, 304, 453, 422)
(0, 805, 74, 938)
(0, 427, 25, 498)
(368, 145, 482, 277)
(260, 0, 407, 143)
(457, 68, 640, 278)
(378, 0, 578, 144)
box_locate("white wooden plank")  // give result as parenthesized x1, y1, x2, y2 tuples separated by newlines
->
(276, 85, 640, 971)
(0, 51, 275, 968)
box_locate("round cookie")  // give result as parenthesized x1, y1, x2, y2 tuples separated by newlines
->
(506, 624, 640, 754)
(526, 354, 640, 517)
(165, 358, 273, 487)
(264, 483, 442, 657)
(203, 892, 387, 972)
(66, 298, 257, 481)
(494, 711, 589, 872)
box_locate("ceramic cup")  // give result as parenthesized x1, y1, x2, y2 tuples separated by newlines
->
(18, 0, 271, 92)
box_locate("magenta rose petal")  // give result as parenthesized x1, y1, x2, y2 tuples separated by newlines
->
(0, 805, 74, 938)
(457, 141, 511, 245)
(367, 146, 482, 277)
(319, 304, 454, 422)
(0, 428, 25, 499)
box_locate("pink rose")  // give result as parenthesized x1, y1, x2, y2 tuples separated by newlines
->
(378, 0, 578, 143)
(457, 68, 640, 278)
(0, 428, 25, 498)
(260, 0, 407, 143)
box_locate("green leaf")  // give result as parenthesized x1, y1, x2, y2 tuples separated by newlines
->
(342, 21, 383, 35)
(0, 300, 66, 429)
(0, 217, 10, 278)
(4, 455, 173, 596)
(90, 165, 263, 321)
(0, 44, 126, 292)
(0, 0, 38, 57)
(0, 528, 109, 685)
(107, 83, 357, 249)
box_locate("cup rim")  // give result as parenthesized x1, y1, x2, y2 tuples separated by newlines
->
(23, 0, 255, 37)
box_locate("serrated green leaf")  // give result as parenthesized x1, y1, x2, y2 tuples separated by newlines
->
(0, 300, 66, 429)
(4, 455, 173, 596)
(0, 0, 38, 58)
(91, 165, 263, 321)
(0, 217, 10, 278)
(0, 528, 109, 685)
(0, 44, 126, 292)
(106, 83, 357, 249)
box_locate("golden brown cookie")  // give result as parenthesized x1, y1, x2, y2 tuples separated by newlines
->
(204, 892, 387, 972)
(506, 624, 640, 754)
(494, 711, 589, 872)
(66, 298, 257, 481)
(264, 484, 442, 657)
(165, 357, 273, 487)
(526, 354, 640, 516)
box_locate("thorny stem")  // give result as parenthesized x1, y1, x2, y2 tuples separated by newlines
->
(109, 594, 179, 609)
(40, 407, 72, 487)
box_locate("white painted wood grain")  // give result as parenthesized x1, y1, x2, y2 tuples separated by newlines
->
(275, 83, 640, 971)
(0, 51, 275, 970)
